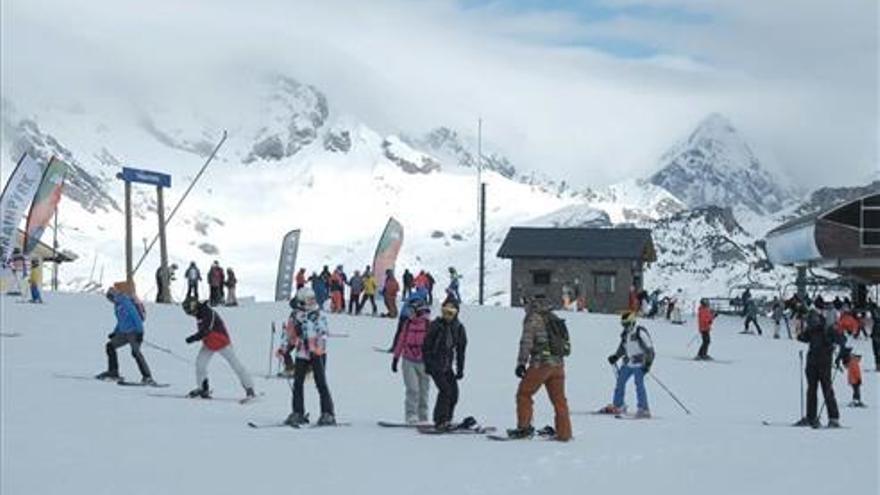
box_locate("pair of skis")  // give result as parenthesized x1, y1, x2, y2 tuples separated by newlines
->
(53, 373, 170, 388)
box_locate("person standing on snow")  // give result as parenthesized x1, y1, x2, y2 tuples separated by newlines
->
(696, 298, 715, 360)
(295, 268, 307, 290)
(741, 295, 763, 335)
(184, 261, 201, 300)
(793, 300, 847, 428)
(329, 268, 345, 313)
(392, 298, 432, 424)
(425, 271, 436, 306)
(29, 258, 43, 303)
(182, 298, 256, 400)
(422, 299, 467, 429)
(402, 269, 414, 299)
(870, 302, 880, 371)
(361, 270, 378, 316)
(208, 261, 225, 307)
(284, 288, 336, 426)
(224, 268, 238, 306)
(348, 270, 364, 314)
(382, 269, 400, 318)
(600, 311, 655, 418)
(446, 267, 461, 304)
(771, 297, 790, 339)
(95, 288, 154, 384)
(508, 295, 572, 441)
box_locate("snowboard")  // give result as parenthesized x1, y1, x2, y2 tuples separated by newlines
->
(377, 420, 433, 428)
(761, 420, 849, 429)
(417, 425, 497, 435)
(54, 373, 123, 383)
(248, 421, 352, 429)
(672, 356, 735, 365)
(486, 427, 557, 441)
(118, 380, 170, 388)
(148, 391, 263, 404)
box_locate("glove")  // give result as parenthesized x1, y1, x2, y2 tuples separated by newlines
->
(515, 364, 526, 378)
(107, 332, 116, 340)
(185, 335, 197, 344)
(644, 360, 653, 374)
(392, 358, 399, 373)
(136, 333, 144, 343)
(607, 354, 619, 365)
(455, 369, 464, 380)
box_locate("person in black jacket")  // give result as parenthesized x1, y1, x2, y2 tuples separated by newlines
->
(869, 302, 880, 372)
(422, 299, 467, 429)
(794, 302, 848, 428)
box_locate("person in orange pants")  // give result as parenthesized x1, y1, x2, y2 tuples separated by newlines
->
(508, 296, 572, 441)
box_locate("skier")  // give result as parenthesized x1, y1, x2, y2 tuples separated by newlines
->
(741, 295, 763, 335)
(207, 261, 225, 307)
(508, 295, 572, 441)
(793, 301, 847, 428)
(599, 311, 655, 418)
(425, 271, 435, 306)
(348, 270, 364, 314)
(696, 298, 715, 360)
(29, 258, 43, 303)
(402, 269, 414, 299)
(155, 263, 177, 303)
(182, 298, 256, 400)
(225, 268, 238, 306)
(392, 298, 432, 424)
(95, 288, 154, 384)
(771, 296, 790, 339)
(283, 288, 336, 426)
(184, 261, 201, 300)
(311, 272, 329, 310)
(295, 268, 307, 290)
(361, 270, 378, 316)
(446, 267, 461, 304)
(329, 267, 345, 313)
(841, 353, 864, 407)
(382, 269, 400, 318)
(422, 299, 467, 429)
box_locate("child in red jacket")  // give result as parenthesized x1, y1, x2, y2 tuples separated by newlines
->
(844, 354, 864, 407)
(696, 298, 715, 360)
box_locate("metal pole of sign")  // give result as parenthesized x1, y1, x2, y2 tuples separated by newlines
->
(157, 185, 170, 303)
(479, 182, 486, 305)
(124, 181, 133, 287)
(52, 209, 59, 291)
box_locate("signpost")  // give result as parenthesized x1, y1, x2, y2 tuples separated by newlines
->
(117, 167, 172, 302)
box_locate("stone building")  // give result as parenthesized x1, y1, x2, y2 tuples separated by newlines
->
(497, 227, 656, 313)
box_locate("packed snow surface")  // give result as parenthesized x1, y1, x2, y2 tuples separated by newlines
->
(1, 293, 877, 495)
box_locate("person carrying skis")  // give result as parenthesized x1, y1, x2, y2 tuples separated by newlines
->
(208, 261, 225, 306)
(422, 299, 467, 429)
(361, 270, 378, 316)
(402, 269, 414, 299)
(793, 300, 847, 428)
(599, 311, 655, 418)
(348, 270, 364, 314)
(96, 287, 154, 384)
(392, 298, 432, 424)
(182, 298, 256, 400)
(29, 258, 43, 303)
(696, 298, 715, 360)
(225, 268, 238, 306)
(185, 261, 201, 300)
(382, 269, 400, 318)
(508, 295, 572, 441)
(284, 287, 336, 426)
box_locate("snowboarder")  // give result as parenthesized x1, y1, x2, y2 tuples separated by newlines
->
(283, 288, 336, 426)
(182, 298, 255, 400)
(225, 268, 238, 306)
(184, 261, 201, 300)
(361, 270, 378, 316)
(508, 295, 572, 441)
(95, 288, 154, 384)
(28, 258, 43, 304)
(392, 298, 432, 424)
(422, 299, 467, 429)
(382, 269, 400, 318)
(599, 311, 655, 418)
(741, 295, 763, 335)
(208, 261, 225, 307)
(402, 269, 414, 299)
(696, 298, 715, 360)
(793, 301, 847, 428)
(348, 270, 364, 314)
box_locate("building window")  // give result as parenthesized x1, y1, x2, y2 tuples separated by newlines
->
(532, 270, 551, 286)
(594, 272, 616, 294)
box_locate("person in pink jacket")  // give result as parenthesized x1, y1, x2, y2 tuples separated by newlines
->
(392, 298, 431, 423)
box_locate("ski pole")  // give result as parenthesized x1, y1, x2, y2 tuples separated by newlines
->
(267, 321, 276, 378)
(686, 334, 699, 349)
(648, 372, 692, 415)
(798, 350, 804, 419)
(143, 339, 193, 364)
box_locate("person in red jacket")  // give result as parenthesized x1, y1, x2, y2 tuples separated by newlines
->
(696, 298, 716, 360)
(382, 269, 400, 318)
(295, 268, 307, 290)
(183, 298, 255, 400)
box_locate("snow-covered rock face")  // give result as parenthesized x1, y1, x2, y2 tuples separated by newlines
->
(785, 180, 880, 220)
(649, 113, 792, 215)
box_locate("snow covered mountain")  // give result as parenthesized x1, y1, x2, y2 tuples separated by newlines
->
(649, 113, 795, 215)
(0, 75, 808, 305)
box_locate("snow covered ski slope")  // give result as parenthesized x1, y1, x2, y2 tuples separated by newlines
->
(1, 293, 877, 494)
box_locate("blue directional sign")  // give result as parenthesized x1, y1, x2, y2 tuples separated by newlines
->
(118, 167, 172, 188)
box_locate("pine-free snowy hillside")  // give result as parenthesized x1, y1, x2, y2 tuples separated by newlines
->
(1, 293, 877, 495)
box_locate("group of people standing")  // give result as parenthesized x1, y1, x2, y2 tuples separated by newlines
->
(5, 247, 45, 304)
(181, 260, 238, 307)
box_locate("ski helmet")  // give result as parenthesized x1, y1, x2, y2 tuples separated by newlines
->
(182, 297, 200, 316)
(295, 287, 318, 311)
(620, 311, 637, 326)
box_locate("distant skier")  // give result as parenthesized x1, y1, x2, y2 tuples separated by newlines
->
(446, 267, 461, 304)
(402, 269, 414, 299)
(311, 272, 329, 310)
(425, 271, 436, 306)
(295, 268, 307, 290)
(361, 270, 378, 316)
(696, 298, 715, 360)
(184, 261, 201, 300)
(841, 353, 864, 407)
(155, 263, 177, 303)
(392, 298, 432, 424)
(29, 259, 43, 303)
(422, 299, 467, 429)
(599, 311, 655, 418)
(793, 300, 846, 428)
(95, 287, 154, 384)
(508, 295, 572, 441)
(771, 297, 790, 339)
(225, 268, 238, 306)
(741, 295, 763, 335)
(283, 288, 336, 426)
(348, 270, 364, 314)
(182, 298, 255, 400)
(382, 269, 400, 318)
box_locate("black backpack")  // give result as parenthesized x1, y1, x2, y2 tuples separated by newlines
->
(545, 313, 571, 357)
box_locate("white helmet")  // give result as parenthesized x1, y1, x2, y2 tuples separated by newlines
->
(294, 287, 318, 311)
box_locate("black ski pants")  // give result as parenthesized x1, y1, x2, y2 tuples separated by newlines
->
(805, 361, 839, 421)
(872, 336, 880, 370)
(349, 292, 362, 314)
(698, 332, 711, 358)
(430, 370, 459, 425)
(360, 294, 377, 315)
(744, 316, 762, 335)
(106, 333, 151, 379)
(292, 355, 334, 416)
(186, 282, 198, 300)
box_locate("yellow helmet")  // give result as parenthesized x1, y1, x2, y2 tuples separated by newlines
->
(620, 311, 637, 326)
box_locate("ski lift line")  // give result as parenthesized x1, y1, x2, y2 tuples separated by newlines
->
(132, 131, 227, 275)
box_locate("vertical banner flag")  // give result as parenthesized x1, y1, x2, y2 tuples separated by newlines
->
(372, 217, 404, 291)
(24, 156, 68, 255)
(275, 229, 301, 301)
(0, 153, 44, 263)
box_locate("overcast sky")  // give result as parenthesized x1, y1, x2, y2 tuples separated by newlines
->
(2, 0, 877, 190)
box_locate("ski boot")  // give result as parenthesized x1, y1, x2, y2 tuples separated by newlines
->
(405, 415, 420, 425)
(245, 387, 256, 399)
(455, 416, 477, 431)
(536, 425, 556, 438)
(505, 425, 535, 439)
(792, 417, 814, 427)
(95, 371, 121, 381)
(597, 404, 623, 415)
(434, 421, 454, 432)
(284, 412, 310, 427)
(141, 376, 158, 386)
(827, 419, 841, 429)
(188, 379, 211, 399)
(635, 408, 652, 419)
(317, 412, 337, 426)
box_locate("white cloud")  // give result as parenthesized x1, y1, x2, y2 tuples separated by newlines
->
(2, 0, 876, 189)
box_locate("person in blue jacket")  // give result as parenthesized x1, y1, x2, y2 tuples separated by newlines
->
(95, 288, 154, 384)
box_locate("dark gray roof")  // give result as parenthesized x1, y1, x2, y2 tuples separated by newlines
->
(497, 227, 656, 261)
